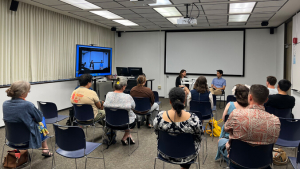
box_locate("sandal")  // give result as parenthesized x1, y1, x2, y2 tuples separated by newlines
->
(127, 137, 135, 145)
(121, 139, 128, 146)
(42, 151, 53, 157)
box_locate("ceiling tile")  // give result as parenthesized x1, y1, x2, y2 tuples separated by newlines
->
(120, 14, 143, 19)
(176, 24, 193, 27)
(129, 26, 145, 29)
(118, 1, 147, 7)
(256, 0, 287, 8)
(131, 8, 156, 14)
(153, 21, 172, 24)
(137, 22, 157, 26)
(208, 19, 227, 23)
(248, 17, 270, 22)
(202, 4, 228, 11)
(70, 11, 95, 16)
(177, 6, 203, 12)
(253, 7, 281, 13)
(32, 0, 66, 6)
(139, 13, 164, 18)
(251, 13, 274, 18)
(93, 2, 123, 8)
(130, 18, 151, 23)
(87, 0, 119, 2)
(228, 22, 246, 26)
(95, 20, 117, 24)
(109, 9, 135, 15)
(192, 23, 210, 27)
(204, 10, 227, 14)
(246, 21, 261, 26)
(200, 0, 228, 2)
(209, 22, 227, 26)
(147, 18, 168, 22)
(171, 0, 199, 5)
(84, 15, 108, 20)
(51, 4, 81, 11)
(144, 25, 161, 28)
(196, 16, 208, 21)
(206, 15, 227, 20)
(160, 24, 176, 27)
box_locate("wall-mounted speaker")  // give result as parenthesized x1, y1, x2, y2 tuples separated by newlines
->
(118, 32, 121, 37)
(270, 28, 274, 34)
(261, 21, 269, 26)
(111, 27, 116, 31)
(10, 0, 19, 12)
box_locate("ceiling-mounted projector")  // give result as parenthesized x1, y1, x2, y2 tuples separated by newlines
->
(130, 0, 156, 5)
(177, 18, 197, 25)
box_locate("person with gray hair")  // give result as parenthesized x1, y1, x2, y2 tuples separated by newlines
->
(2, 81, 53, 157)
(104, 77, 137, 145)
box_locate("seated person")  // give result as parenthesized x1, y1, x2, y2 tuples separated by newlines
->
(215, 84, 249, 162)
(153, 87, 202, 169)
(265, 79, 295, 109)
(187, 76, 213, 109)
(225, 85, 280, 165)
(175, 69, 190, 95)
(266, 76, 278, 95)
(3, 81, 52, 157)
(130, 75, 159, 128)
(70, 74, 105, 124)
(104, 77, 137, 145)
(210, 70, 226, 107)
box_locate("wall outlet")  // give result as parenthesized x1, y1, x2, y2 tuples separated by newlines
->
(158, 85, 161, 90)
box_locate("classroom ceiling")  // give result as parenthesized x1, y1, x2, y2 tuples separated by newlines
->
(18, 0, 300, 31)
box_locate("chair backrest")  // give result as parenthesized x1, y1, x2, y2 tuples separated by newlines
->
(153, 91, 159, 102)
(226, 95, 236, 104)
(126, 80, 137, 90)
(4, 121, 30, 144)
(123, 90, 130, 94)
(53, 124, 86, 151)
(278, 118, 300, 141)
(73, 104, 94, 121)
(265, 106, 292, 118)
(133, 97, 151, 112)
(190, 101, 212, 119)
(224, 115, 229, 122)
(229, 139, 273, 169)
(157, 130, 196, 158)
(37, 101, 58, 119)
(105, 108, 129, 126)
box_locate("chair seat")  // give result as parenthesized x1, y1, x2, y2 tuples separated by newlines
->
(288, 157, 300, 169)
(45, 115, 68, 124)
(157, 154, 195, 165)
(56, 142, 101, 158)
(275, 138, 300, 147)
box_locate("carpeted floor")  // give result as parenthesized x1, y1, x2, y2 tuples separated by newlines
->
(0, 98, 295, 169)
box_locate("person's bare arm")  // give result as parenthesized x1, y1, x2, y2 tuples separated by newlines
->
(222, 103, 230, 121)
(95, 101, 104, 110)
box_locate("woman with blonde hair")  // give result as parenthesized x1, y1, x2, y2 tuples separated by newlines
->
(2, 81, 52, 157)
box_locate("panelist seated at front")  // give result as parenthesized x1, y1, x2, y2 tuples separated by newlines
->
(209, 70, 226, 96)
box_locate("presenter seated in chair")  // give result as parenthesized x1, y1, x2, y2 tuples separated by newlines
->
(71, 74, 105, 125)
(130, 75, 159, 128)
(104, 77, 137, 145)
(3, 81, 53, 157)
(224, 85, 280, 162)
(187, 76, 213, 109)
(210, 70, 226, 96)
(175, 69, 190, 96)
(153, 87, 202, 169)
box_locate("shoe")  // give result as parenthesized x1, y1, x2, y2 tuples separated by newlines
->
(148, 123, 153, 128)
(121, 139, 128, 146)
(42, 151, 53, 157)
(127, 137, 135, 144)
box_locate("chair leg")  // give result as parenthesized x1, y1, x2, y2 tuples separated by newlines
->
(85, 156, 88, 169)
(75, 158, 77, 169)
(30, 149, 33, 169)
(102, 147, 106, 169)
(212, 120, 214, 141)
(163, 162, 165, 169)
(154, 158, 157, 169)
(93, 125, 96, 142)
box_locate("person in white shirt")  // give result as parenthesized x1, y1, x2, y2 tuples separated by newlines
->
(266, 76, 278, 95)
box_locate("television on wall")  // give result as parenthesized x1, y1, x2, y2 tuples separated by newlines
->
(75, 45, 112, 77)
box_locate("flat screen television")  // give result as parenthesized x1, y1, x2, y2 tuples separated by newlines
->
(75, 45, 112, 77)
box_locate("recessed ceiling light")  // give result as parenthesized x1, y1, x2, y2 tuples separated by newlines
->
(149, 0, 172, 6)
(60, 0, 101, 10)
(229, 2, 256, 14)
(229, 14, 250, 22)
(154, 7, 182, 17)
(113, 20, 139, 26)
(91, 11, 123, 19)
(167, 17, 182, 24)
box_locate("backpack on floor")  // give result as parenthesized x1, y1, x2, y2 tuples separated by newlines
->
(102, 127, 116, 149)
(273, 148, 288, 165)
(3, 150, 29, 169)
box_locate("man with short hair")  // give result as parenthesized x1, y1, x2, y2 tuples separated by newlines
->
(265, 79, 295, 109)
(210, 70, 226, 108)
(225, 85, 280, 160)
(266, 76, 278, 95)
(70, 74, 105, 124)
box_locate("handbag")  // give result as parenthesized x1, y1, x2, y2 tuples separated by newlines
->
(272, 148, 288, 165)
(3, 150, 29, 168)
(205, 118, 222, 137)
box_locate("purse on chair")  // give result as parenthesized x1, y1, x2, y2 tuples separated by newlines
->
(3, 150, 29, 168)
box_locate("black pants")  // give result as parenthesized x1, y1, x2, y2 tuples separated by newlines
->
(180, 163, 191, 169)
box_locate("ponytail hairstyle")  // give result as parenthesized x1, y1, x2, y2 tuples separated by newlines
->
(137, 75, 146, 86)
(169, 87, 185, 117)
(113, 77, 127, 90)
(6, 81, 30, 98)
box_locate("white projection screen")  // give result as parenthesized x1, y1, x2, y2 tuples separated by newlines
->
(165, 30, 245, 76)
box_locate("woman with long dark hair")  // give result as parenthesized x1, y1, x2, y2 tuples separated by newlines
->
(153, 87, 202, 169)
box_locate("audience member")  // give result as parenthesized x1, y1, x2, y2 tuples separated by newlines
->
(265, 79, 295, 109)
(266, 76, 278, 95)
(153, 87, 202, 169)
(104, 77, 137, 145)
(225, 85, 280, 160)
(70, 74, 105, 124)
(210, 70, 226, 107)
(215, 84, 249, 162)
(130, 75, 159, 128)
(2, 81, 52, 157)
(187, 76, 213, 108)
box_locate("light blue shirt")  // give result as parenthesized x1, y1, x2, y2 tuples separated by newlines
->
(211, 77, 226, 88)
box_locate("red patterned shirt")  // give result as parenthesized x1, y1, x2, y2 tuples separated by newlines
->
(225, 105, 280, 146)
